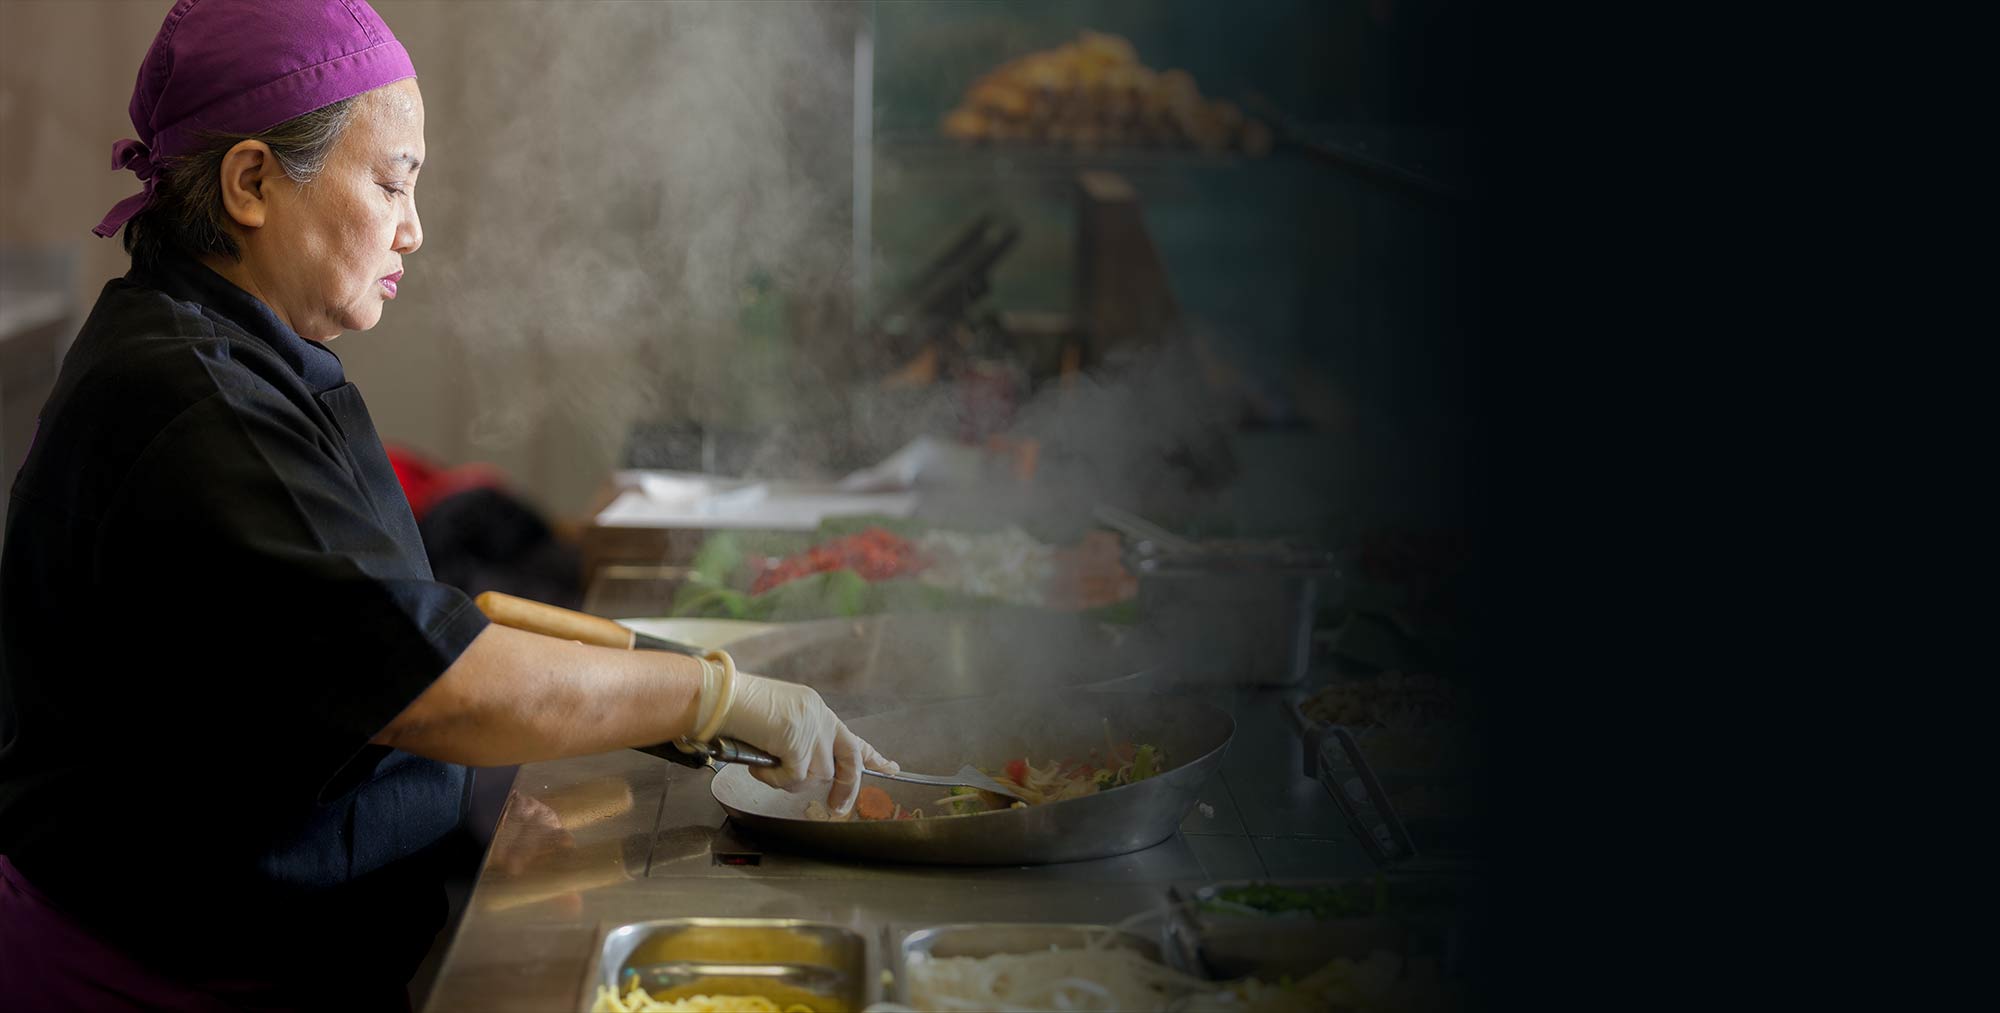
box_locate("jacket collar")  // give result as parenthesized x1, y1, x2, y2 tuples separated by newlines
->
(140, 253, 348, 393)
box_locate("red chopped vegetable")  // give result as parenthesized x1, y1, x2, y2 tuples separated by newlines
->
(751, 527, 927, 594)
(1004, 758, 1030, 785)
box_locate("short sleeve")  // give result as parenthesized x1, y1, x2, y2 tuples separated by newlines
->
(92, 386, 488, 803)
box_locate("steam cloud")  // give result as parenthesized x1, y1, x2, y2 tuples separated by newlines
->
(372, 3, 1264, 532)
(382, 2, 863, 496)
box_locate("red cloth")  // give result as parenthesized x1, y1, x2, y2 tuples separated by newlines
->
(384, 444, 506, 522)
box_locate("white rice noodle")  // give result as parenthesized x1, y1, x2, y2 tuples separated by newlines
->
(906, 944, 1207, 1012)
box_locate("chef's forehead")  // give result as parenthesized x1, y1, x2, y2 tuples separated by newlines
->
(346, 81, 427, 167)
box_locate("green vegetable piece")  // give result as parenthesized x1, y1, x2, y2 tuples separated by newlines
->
(751, 568, 871, 621)
(1093, 770, 1118, 791)
(689, 533, 745, 586)
(946, 786, 981, 815)
(1130, 744, 1158, 781)
(671, 584, 751, 619)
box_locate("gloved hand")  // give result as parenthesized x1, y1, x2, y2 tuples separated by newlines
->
(716, 671, 898, 816)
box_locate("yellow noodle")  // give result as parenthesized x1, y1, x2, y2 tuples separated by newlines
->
(590, 983, 817, 1013)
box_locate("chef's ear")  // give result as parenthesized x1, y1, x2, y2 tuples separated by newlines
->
(216, 140, 275, 230)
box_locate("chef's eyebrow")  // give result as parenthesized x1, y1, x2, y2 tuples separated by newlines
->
(385, 153, 422, 172)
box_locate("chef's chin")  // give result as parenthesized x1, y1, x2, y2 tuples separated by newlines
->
(333, 305, 386, 337)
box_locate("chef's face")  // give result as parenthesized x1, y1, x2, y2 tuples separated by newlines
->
(244, 79, 426, 340)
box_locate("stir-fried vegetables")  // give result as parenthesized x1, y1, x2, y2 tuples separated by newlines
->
(945, 787, 983, 816)
(980, 725, 1166, 807)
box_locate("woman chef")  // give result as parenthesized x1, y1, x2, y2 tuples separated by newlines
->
(0, 2, 894, 1009)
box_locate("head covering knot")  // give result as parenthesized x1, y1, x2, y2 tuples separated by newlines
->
(91, 139, 159, 238)
(111, 138, 156, 180)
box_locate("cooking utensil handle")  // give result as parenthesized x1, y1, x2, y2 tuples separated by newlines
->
(635, 738, 780, 769)
(708, 738, 781, 768)
(870, 769, 954, 788)
(475, 591, 637, 649)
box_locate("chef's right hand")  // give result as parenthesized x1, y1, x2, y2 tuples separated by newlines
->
(717, 671, 899, 816)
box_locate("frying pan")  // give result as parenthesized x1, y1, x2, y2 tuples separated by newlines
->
(710, 691, 1234, 865)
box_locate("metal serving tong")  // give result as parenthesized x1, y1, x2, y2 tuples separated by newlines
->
(470, 592, 1027, 800)
(869, 764, 1027, 804)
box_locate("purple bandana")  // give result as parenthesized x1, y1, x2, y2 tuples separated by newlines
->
(92, 0, 416, 239)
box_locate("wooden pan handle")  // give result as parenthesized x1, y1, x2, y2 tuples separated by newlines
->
(474, 591, 637, 650)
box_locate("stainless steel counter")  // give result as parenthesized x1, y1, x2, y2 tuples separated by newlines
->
(421, 686, 1373, 1011)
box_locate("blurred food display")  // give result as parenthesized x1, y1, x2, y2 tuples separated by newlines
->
(940, 30, 1273, 155)
(670, 518, 1137, 622)
(748, 527, 928, 595)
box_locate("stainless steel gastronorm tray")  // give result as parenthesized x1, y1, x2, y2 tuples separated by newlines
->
(1167, 877, 1479, 984)
(1165, 879, 1409, 981)
(582, 918, 869, 1012)
(893, 922, 1171, 1007)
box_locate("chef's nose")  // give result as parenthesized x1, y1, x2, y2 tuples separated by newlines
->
(395, 195, 422, 255)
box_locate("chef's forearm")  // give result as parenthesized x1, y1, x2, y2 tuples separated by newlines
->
(370, 623, 704, 766)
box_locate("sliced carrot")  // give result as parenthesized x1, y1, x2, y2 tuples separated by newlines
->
(1005, 758, 1030, 785)
(855, 785, 895, 821)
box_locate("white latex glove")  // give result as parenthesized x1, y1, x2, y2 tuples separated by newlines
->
(717, 672, 898, 816)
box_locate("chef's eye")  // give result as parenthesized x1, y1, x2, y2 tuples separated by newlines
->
(379, 183, 408, 198)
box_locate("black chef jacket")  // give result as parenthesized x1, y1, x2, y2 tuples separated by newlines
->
(0, 253, 490, 991)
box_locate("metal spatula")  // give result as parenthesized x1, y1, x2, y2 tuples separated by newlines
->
(650, 742, 1028, 805)
(867, 764, 1027, 804)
